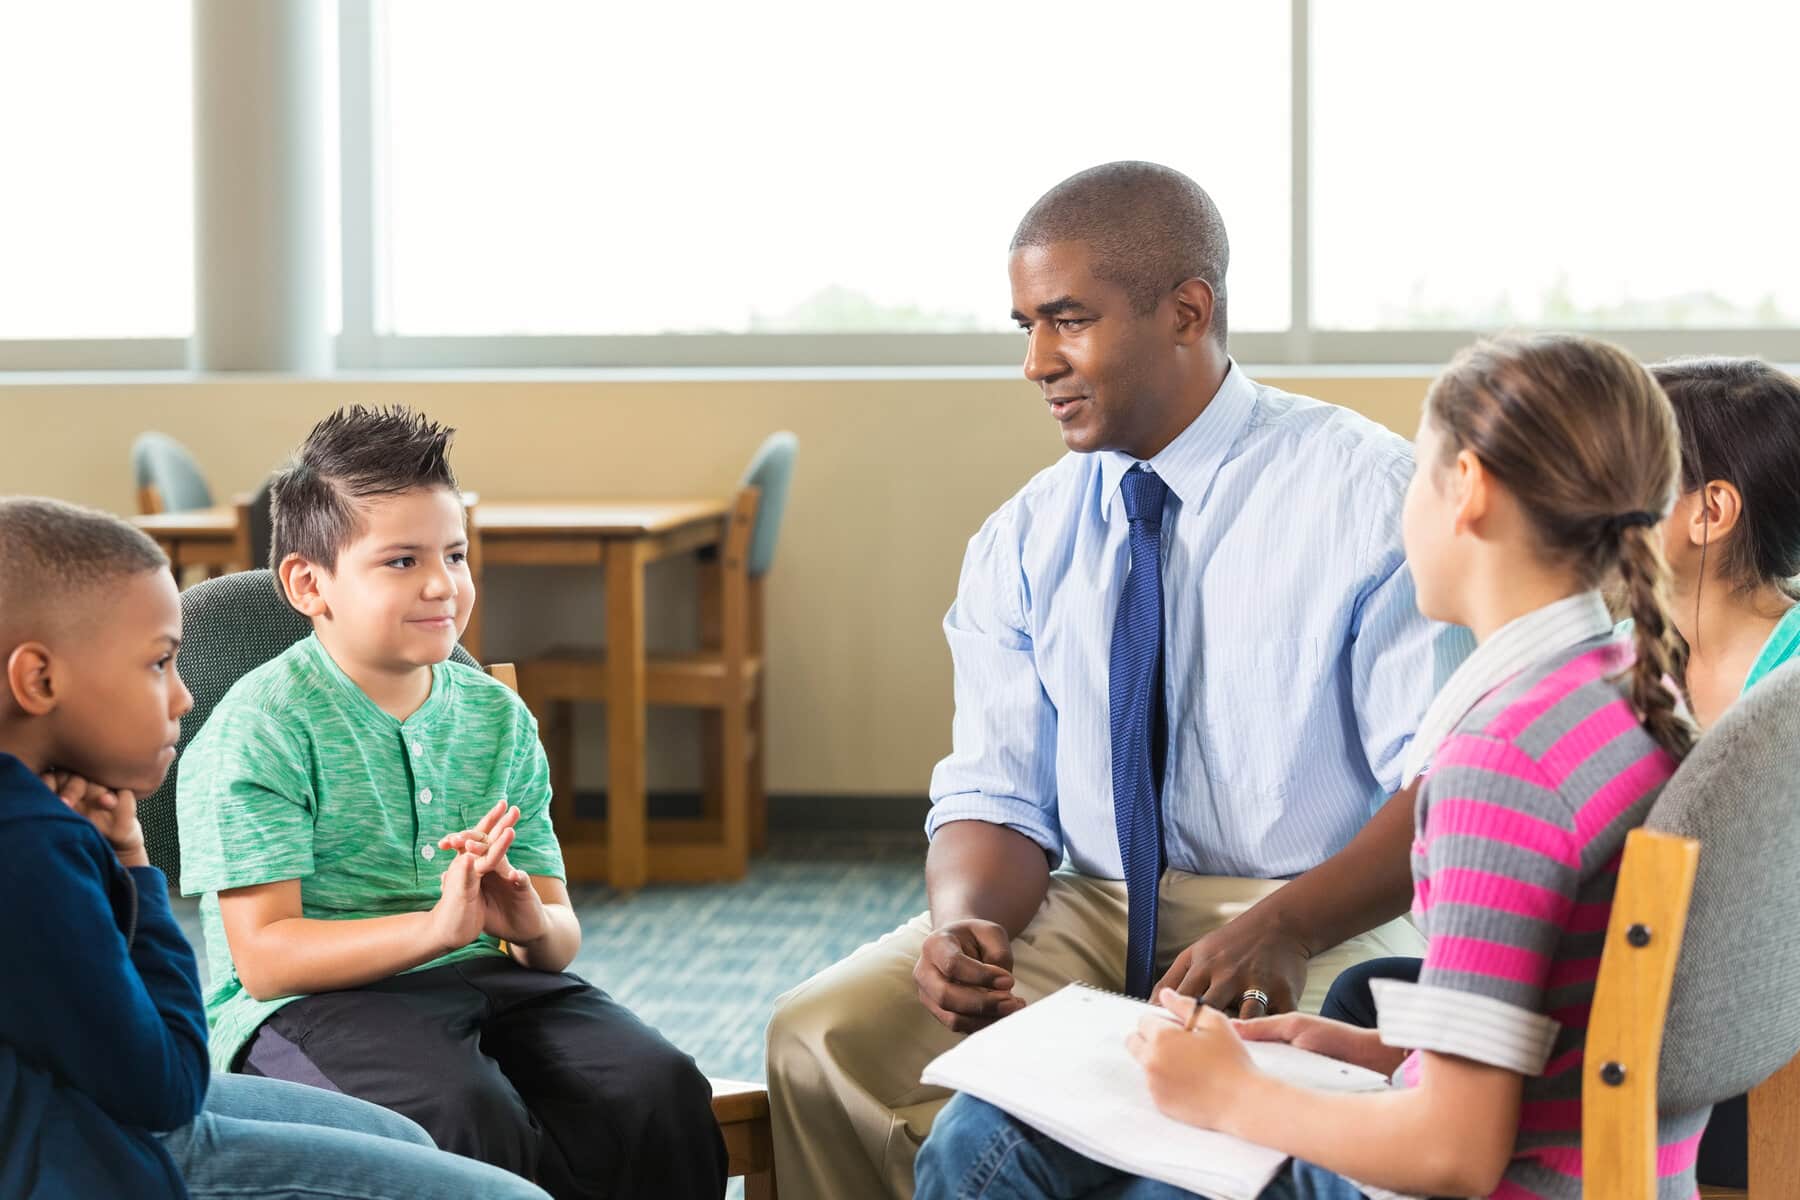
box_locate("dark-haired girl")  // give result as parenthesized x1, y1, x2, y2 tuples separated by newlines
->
(1652, 357, 1800, 725)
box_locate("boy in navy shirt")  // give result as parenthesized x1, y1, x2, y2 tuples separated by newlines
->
(0, 497, 544, 1199)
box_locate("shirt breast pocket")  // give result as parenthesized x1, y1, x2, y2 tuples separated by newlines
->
(458, 749, 514, 828)
(459, 789, 507, 830)
(1191, 637, 1324, 802)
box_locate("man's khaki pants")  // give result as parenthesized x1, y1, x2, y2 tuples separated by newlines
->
(764, 868, 1423, 1200)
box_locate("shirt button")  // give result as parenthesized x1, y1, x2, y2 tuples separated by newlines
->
(411, 741, 424, 755)
(420, 845, 436, 861)
(420, 788, 433, 804)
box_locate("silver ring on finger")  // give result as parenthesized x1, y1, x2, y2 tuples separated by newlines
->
(1239, 988, 1271, 1011)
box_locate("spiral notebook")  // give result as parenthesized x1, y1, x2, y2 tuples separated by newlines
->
(919, 983, 1391, 1200)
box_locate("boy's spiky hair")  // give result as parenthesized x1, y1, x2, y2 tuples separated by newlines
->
(269, 405, 459, 575)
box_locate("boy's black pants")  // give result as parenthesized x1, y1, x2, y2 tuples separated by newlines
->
(238, 957, 726, 1200)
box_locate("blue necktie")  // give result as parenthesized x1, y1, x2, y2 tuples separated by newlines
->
(1111, 466, 1169, 1000)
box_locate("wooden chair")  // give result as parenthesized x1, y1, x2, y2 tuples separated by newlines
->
(518, 486, 762, 883)
(519, 431, 799, 884)
(709, 1078, 779, 1199)
(134, 433, 247, 584)
(1584, 660, 1800, 1200)
(139, 572, 776, 1196)
(133, 431, 214, 516)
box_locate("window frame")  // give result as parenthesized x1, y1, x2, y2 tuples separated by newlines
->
(7, 0, 1800, 374)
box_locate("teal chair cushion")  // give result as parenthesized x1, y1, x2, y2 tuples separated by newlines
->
(740, 431, 798, 579)
(132, 432, 214, 512)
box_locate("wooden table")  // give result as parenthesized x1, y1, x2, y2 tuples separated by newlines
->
(474, 500, 733, 890)
(134, 506, 244, 578)
(135, 498, 734, 892)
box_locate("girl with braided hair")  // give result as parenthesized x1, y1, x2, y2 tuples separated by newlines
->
(917, 333, 1698, 1200)
(1324, 354, 1800, 1191)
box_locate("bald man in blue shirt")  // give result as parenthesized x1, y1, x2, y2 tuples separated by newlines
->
(765, 162, 1470, 1200)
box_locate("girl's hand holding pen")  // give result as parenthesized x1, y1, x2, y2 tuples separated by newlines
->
(1124, 988, 1258, 1130)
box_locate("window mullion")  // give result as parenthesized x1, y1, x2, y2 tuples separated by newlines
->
(337, 0, 382, 368)
(1287, 0, 1312, 365)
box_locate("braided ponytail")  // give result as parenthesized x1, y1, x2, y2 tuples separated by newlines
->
(1615, 522, 1696, 759)
(1429, 334, 1696, 762)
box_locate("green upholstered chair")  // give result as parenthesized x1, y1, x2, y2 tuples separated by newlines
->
(137, 568, 478, 889)
(136, 568, 777, 1194)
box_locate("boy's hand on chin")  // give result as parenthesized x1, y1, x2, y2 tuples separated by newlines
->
(42, 769, 148, 869)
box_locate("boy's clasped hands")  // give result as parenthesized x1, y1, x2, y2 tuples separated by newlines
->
(431, 798, 552, 952)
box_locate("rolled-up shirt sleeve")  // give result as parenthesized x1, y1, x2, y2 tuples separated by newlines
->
(1348, 455, 1476, 797)
(925, 508, 1063, 862)
(1350, 555, 1475, 797)
(1374, 738, 1577, 1075)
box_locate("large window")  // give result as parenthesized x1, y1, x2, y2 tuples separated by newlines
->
(4, 0, 1798, 369)
(0, 2, 192, 340)
(380, 1, 1290, 338)
(1311, 0, 1800, 332)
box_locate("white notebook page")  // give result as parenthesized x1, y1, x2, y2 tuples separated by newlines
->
(920, 983, 1390, 1200)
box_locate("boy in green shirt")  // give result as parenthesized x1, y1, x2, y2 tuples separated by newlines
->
(177, 407, 725, 1200)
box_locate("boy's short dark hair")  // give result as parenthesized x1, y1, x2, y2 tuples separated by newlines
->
(269, 405, 460, 575)
(0, 497, 168, 637)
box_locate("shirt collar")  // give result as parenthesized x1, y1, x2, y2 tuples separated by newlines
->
(1400, 590, 1615, 788)
(300, 633, 451, 733)
(1746, 602, 1800, 692)
(1099, 359, 1258, 515)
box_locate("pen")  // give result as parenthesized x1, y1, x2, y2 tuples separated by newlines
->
(1182, 997, 1201, 1032)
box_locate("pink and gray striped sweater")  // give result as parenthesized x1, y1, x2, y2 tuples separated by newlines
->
(1371, 634, 1706, 1200)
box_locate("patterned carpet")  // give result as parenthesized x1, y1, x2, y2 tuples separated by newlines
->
(566, 829, 928, 1081)
(173, 829, 931, 1083)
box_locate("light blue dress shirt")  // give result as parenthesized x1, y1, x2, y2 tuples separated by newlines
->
(925, 362, 1472, 880)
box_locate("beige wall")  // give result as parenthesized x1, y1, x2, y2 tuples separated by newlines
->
(0, 370, 1434, 797)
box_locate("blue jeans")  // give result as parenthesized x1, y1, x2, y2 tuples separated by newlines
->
(915, 1093, 1371, 1200)
(156, 1073, 549, 1199)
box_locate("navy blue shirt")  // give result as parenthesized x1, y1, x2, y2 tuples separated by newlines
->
(0, 752, 208, 1198)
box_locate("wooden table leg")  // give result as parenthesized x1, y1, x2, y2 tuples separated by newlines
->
(167, 539, 205, 589)
(461, 509, 484, 661)
(604, 538, 649, 891)
(156, 536, 181, 582)
(229, 498, 254, 575)
(698, 556, 724, 824)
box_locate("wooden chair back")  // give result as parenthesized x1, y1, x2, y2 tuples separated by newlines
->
(1583, 828, 1701, 1199)
(1584, 660, 1800, 1198)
